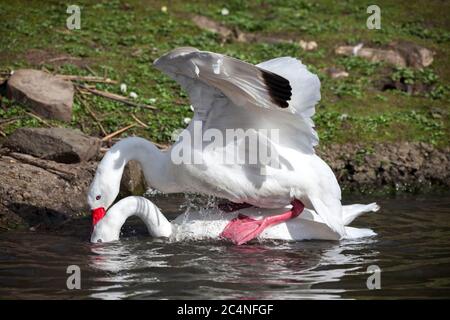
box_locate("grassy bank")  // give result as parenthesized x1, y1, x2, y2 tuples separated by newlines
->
(0, 0, 449, 147)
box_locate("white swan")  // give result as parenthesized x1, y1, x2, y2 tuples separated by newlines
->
(88, 47, 350, 244)
(90, 196, 378, 244)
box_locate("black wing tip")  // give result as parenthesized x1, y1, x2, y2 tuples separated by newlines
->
(261, 70, 292, 109)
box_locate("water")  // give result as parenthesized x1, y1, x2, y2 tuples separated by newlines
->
(0, 194, 449, 299)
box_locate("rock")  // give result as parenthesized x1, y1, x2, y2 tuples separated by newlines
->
(389, 40, 434, 68)
(0, 153, 96, 232)
(6, 69, 74, 122)
(335, 41, 434, 69)
(3, 127, 101, 163)
(0, 202, 25, 230)
(326, 67, 349, 79)
(192, 15, 234, 42)
(299, 40, 318, 51)
(120, 160, 148, 196)
(359, 48, 406, 66)
(0, 150, 148, 232)
(335, 45, 406, 67)
(191, 15, 296, 45)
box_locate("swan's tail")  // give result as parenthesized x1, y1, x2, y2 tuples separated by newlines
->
(344, 227, 377, 239)
(309, 196, 346, 237)
(342, 203, 380, 226)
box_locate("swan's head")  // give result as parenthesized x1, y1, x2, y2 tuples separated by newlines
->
(90, 215, 120, 243)
(87, 149, 125, 230)
(89, 197, 129, 243)
(89, 196, 173, 243)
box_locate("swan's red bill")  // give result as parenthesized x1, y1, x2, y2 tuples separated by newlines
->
(92, 207, 106, 226)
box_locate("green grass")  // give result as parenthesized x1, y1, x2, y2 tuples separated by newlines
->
(0, 0, 448, 147)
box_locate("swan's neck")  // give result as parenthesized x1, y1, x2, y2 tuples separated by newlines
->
(92, 196, 172, 242)
(100, 137, 179, 193)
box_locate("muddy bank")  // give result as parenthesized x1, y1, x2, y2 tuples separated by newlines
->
(318, 142, 450, 192)
(0, 139, 448, 232)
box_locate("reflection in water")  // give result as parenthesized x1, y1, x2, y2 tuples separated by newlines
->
(0, 194, 449, 299)
(86, 235, 379, 299)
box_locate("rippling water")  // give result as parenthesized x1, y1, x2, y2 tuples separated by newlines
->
(0, 194, 449, 299)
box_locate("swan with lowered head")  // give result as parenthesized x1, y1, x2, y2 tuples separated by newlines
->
(88, 47, 351, 244)
(90, 196, 378, 244)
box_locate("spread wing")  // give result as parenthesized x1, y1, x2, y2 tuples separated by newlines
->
(153, 47, 320, 154)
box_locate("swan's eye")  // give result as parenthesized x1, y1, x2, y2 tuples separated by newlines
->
(96, 195, 101, 200)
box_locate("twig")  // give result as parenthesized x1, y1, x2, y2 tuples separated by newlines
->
(7, 152, 76, 182)
(0, 130, 6, 137)
(76, 95, 107, 136)
(45, 56, 82, 64)
(101, 138, 167, 150)
(153, 141, 169, 149)
(85, 65, 98, 77)
(76, 84, 156, 110)
(0, 117, 23, 126)
(57, 75, 117, 84)
(102, 124, 136, 142)
(131, 114, 149, 128)
(25, 112, 52, 127)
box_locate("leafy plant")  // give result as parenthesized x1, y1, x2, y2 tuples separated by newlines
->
(391, 67, 416, 85)
(338, 56, 381, 76)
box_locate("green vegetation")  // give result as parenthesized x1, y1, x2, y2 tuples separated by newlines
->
(0, 0, 448, 147)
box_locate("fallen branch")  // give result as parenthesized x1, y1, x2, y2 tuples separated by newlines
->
(45, 56, 82, 64)
(100, 139, 167, 151)
(102, 124, 136, 142)
(76, 84, 156, 111)
(57, 74, 117, 84)
(0, 117, 23, 126)
(153, 141, 169, 149)
(7, 152, 76, 182)
(131, 114, 149, 128)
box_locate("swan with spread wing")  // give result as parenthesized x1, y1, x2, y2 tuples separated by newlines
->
(88, 47, 349, 245)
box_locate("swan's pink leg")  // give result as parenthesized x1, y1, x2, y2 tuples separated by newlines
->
(218, 201, 254, 213)
(220, 200, 304, 245)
